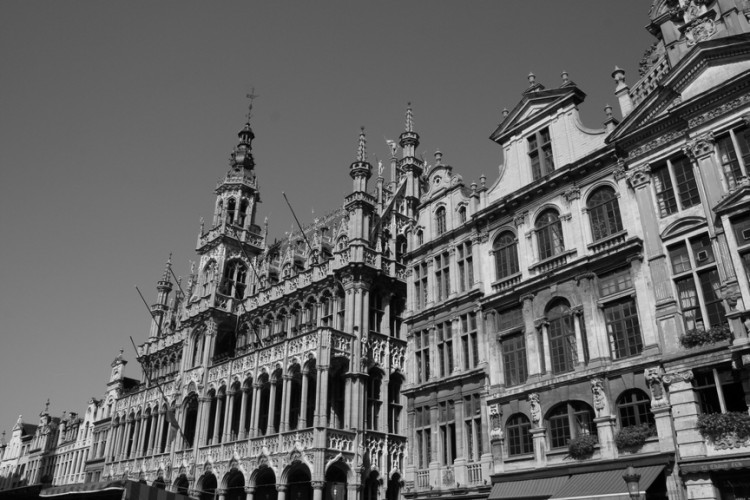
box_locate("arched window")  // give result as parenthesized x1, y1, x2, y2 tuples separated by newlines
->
(506, 414, 533, 456)
(588, 186, 623, 241)
(493, 231, 519, 279)
(238, 199, 249, 227)
(226, 198, 237, 225)
(191, 331, 204, 367)
(536, 209, 564, 260)
(458, 205, 467, 224)
(183, 394, 199, 448)
(417, 230, 424, 246)
(617, 390, 654, 429)
(435, 207, 447, 236)
(546, 401, 595, 449)
(547, 300, 576, 374)
(221, 261, 248, 299)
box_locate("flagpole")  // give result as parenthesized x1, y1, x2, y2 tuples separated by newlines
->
(282, 192, 315, 255)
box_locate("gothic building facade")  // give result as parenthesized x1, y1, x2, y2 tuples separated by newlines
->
(4, 1, 750, 500)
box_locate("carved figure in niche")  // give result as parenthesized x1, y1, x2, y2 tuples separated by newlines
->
(528, 393, 541, 425)
(590, 378, 608, 416)
(489, 404, 503, 441)
(644, 367, 665, 402)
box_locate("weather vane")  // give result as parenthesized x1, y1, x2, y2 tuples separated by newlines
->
(246, 87, 259, 121)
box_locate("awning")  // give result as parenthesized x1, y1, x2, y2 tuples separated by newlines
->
(40, 480, 191, 500)
(489, 465, 665, 500)
(550, 466, 665, 500)
(489, 476, 570, 499)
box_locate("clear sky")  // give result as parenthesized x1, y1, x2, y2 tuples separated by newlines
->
(0, 1, 654, 438)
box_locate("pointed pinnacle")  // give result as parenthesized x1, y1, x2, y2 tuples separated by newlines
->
(357, 127, 367, 162)
(405, 102, 414, 132)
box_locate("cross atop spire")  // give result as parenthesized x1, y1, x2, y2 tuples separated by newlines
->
(405, 102, 414, 132)
(246, 87, 259, 122)
(357, 127, 367, 162)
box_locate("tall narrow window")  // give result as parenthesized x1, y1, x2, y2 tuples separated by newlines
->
(604, 299, 643, 359)
(464, 394, 483, 461)
(669, 235, 726, 331)
(457, 241, 474, 292)
(652, 156, 701, 217)
(461, 312, 479, 370)
(494, 231, 519, 279)
(439, 401, 456, 465)
(536, 210, 564, 260)
(366, 370, 382, 431)
(502, 333, 528, 386)
(434, 252, 451, 301)
(415, 330, 431, 383)
(369, 292, 384, 333)
(387, 377, 403, 434)
(435, 207, 447, 236)
(547, 300, 576, 374)
(437, 321, 454, 377)
(415, 406, 432, 469)
(336, 288, 346, 330)
(588, 186, 623, 241)
(529, 127, 555, 180)
(414, 262, 428, 310)
(717, 126, 750, 188)
(221, 261, 248, 299)
(458, 205, 467, 224)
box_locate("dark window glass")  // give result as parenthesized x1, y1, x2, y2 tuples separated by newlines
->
(598, 267, 633, 297)
(494, 232, 519, 279)
(617, 390, 654, 429)
(605, 298, 643, 359)
(653, 163, 677, 217)
(536, 210, 564, 260)
(547, 302, 576, 374)
(506, 414, 533, 456)
(502, 333, 528, 387)
(588, 186, 623, 241)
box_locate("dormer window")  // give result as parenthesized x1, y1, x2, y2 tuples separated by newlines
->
(458, 205, 467, 224)
(435, 207, 447, 236)
(528, 127, 554, 180)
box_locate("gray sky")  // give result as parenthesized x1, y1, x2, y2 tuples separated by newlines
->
(0, 1, 653, 437)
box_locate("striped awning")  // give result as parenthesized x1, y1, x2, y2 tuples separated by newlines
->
(40, 480, 191, 500)
(550, 466, 664, 500)
(489, 475, 570, 499)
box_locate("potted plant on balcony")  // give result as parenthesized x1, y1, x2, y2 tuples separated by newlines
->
(567, 433, 598, 460)
(680, 325, 732, 348)
(615, 424, 654, 452)
(697, 412, 750, 449)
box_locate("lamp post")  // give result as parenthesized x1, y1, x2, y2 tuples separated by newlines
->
(623, 466, 641, 500)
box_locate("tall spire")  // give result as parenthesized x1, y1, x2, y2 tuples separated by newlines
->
(357, 126, 367, 162)
(405, 102, 414, 132)
(161, 253, 173, 282)
(230, 90, 258, 170)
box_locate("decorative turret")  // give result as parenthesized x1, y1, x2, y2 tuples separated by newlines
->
(350, 127, 373, 193)
(149, 255, 173, 339)
(397, 103, 423, 218)
(229, 91, 257, 171)
(399, 102, 420, 158)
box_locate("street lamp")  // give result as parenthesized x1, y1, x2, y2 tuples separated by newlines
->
(622, 466, 641, 500)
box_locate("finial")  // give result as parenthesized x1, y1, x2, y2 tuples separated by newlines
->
(16, 415, 22, 425)
(612, 66, 625, 82)
(44, 398, 50, 414)
(604, 104, 613, 119)
(162, 253, 173, 281)
(561, 71, 569, 84)
(528, 72, 536, 86)
(502, 108, 509, 118)
(199, 217, 205, 234)
(434, 150, 443, 165)
(357, 127, 367, 162)
(246, 87, 259, 122)
(405, 102, 414, 132)
(480, 174, 487, 187)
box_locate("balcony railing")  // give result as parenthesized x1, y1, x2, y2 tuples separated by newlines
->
(416, 470, 430, 489)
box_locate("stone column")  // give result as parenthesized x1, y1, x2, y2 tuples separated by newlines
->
(665, 370, 703, 456)
(154, 411, 165, 453)
(521, 294, 541, 379)
(280, 375, 293, 432)
(571, 307, 586, 365)
(245, 486, 255, 500)
(212, 396, 223, 444)
(268, 380, 278, 434)
(277, 485, 287, 500)
(197, 397, 211, 446)
(147, 413, 158, 455)
(217, 488, 227, 500)
(343, 375, 353, 429)
(250, 383, 262, 437)
(312, 481, 325, 500)
(130, 418, 141, 458)
(299, 370, 310, 429)
(535, 318, 550, 374)
(530, 428, 547, 467)
(643, 368, 675, 453)
(238, 388, 249, 439)
(316, 365, 330, 428)
(224, 391, 236, 442)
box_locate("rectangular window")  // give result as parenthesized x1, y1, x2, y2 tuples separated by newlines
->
(439, 401, 456, 465)
(464, 394, 483, 461)
(460, 312, 479, 370)
(497, 306, 524, 332)
(457, 241, 474, 292)
(369, 293, 384, 333)
(670, 235, 726, 331)
(733, 215, 750, 247)
(694, 366, 748, 414)
(502, 333, 528, 386)
(653, 156, 701, 217)
(434, 252, 451, 301)
(415, 330, 431, 383)
(529, 127, 555, 180)
(604, 298, 643, 359)
(415, 406, 432, 469)
(437, 322, 454, 377)
(414, 262, 428, 310)
(717, 125, 750, 188)
(598, 267, 634, 297)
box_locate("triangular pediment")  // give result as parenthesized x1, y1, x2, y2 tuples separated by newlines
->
(609, 35, 750, 143)
(714, 182, 750, 216)
(490, 86, 586, 143)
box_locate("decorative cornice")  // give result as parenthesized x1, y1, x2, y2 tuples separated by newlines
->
(627, 164, 652, 189)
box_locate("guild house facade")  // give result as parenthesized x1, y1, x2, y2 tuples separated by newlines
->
(5, 2, 750, 500)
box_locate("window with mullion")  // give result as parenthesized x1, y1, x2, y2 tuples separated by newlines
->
(461, 312, 479, 370)
(617, 390, 654, 429)
(506, 414, 533, 456)
(415, 330, 431, 383)
(588, 187, 623, 241)
(653, 156, 701, 217)
(415, 406, 432, 469)
(672, 156, 701, 208)
(653, 164, 677, 217)
(547, 302, 576, 374)
(529, 128, 555, 180)
(457, 241, 474, 292)
(436, 207, 447, 236)
(604, 298, 643, 359)
(434, 252, 451, 301)
(717, 126, 750, 188)
(494, 232, 519, 279)
(439, 401, 456, 465)
(463, 394, 483, 461)
(437, 322, 454, 377)
(501, 333, 528, 386)
(536, 210, 565, 260)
